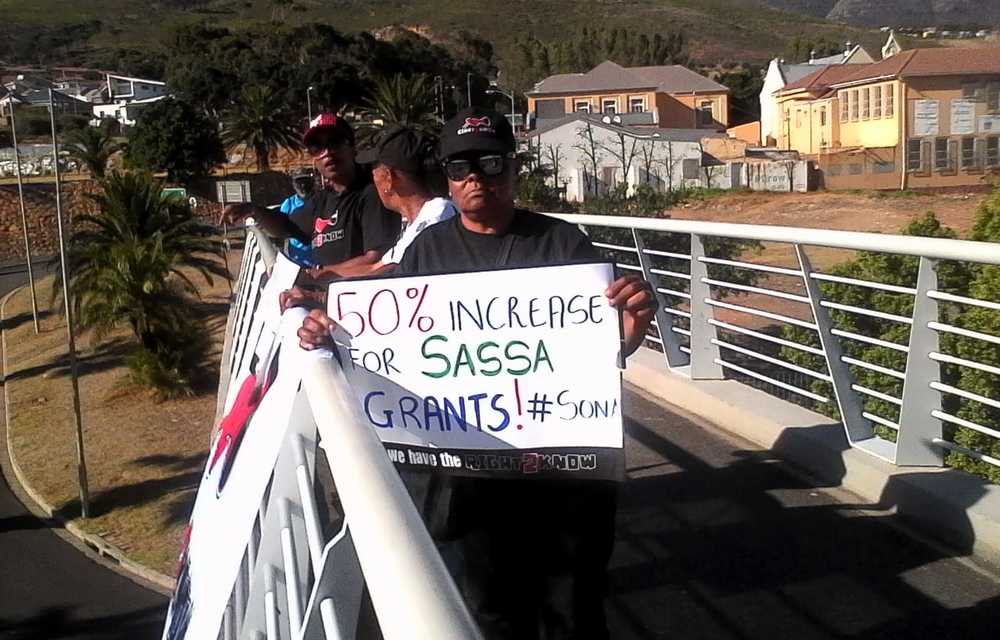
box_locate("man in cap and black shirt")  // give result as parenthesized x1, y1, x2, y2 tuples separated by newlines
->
(221, 113, 400, 275)
(298, 107, 657, 639)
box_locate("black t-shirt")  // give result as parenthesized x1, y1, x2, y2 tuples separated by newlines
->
(288, 171, 400, 266)
(395, 208, 599, 275)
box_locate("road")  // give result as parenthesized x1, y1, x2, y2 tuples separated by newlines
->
(0, 264, 168, 640)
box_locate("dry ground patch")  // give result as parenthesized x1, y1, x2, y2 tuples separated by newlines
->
(3, 257, 239, 575)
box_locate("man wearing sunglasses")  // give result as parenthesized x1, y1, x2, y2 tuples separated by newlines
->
(221, 113, 400, 274)
(298, 107, 656, 639)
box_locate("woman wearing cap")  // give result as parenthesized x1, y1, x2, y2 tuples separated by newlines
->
(298, 107, 657, 639)
(321, 125, 457, 277)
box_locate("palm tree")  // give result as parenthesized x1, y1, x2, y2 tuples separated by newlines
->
(65, 126, 121, 178)
(61, 172, 227, 355)
(222, 85, 301, 172)
(358, 74, 441, 138)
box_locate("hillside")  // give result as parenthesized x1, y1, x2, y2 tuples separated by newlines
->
(761, 0, 1000, 27)
(0, 0, 881, 67)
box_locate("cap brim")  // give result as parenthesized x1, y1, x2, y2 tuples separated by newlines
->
(440, 136, 512, 160)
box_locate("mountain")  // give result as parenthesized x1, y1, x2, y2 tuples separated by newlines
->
(761, 0, 1000, 27)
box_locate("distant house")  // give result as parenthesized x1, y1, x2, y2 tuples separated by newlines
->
(881, 30, 905, 59)
(91, 74, 170, 129)
(774, 47, 1000, 190)
(0, 86, 90, 119)
(759, 43, 873, 146)
(526, 61, 730, 132)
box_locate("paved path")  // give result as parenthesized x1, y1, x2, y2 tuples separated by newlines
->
(0, 267, 168, 640)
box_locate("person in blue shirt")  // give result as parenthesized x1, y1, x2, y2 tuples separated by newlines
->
(278, 170, 317, 265)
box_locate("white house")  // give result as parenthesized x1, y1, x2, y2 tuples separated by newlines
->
(105, 74, 169, 102)
(91, 95, 166, 128)
(759, 43, 873, 146)
(526, 115, 725, 201)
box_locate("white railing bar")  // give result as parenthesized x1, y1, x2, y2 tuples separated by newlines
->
(248, 520, 259, 578)
(672, 326, 692, 337)
(649, 267, 691, 280)
(293, 436, 325, 572)
(932, 411, 1000, 441)
(932, 438, 1000, 468)
(642, 248, 691, 260)
(709, 318, 826, 356)
(819, 300, 914, 325)
(234, 558, 247, 634)
(929, 382, 1000, 411)
(662, 307, 692, 319)
(616, 263, 643, 272)
(552, 213, 1000, 265)
(303, 354, 482, 640)
(697, 256, 803, 277)
(928, 322, 1000, 347)
(712, 338, 832, 381)
(705, 298, 819, 330)
(592, 241, 638, 253)
(929, 351, 1000, 377)
(644, 334, 664, 345)
(830, 328, 910, 353)
(680, 345, 691, 354)
(841, 355, 907, 380)
(809, 272, 917, 295)
(863, 411, 900, 431)
(320, 598, 343, 640)
(223, 606, 234, 640)
(264, 566, 279, 640)
(851, 384, 903, 406)
(928, 290, 1000, 311)
(280, 500, 304, 635)
(657, 287, 692, 299)
(714, 358, 829, 402)
(701, 277, 811, 303)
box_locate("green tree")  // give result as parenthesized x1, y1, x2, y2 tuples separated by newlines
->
(126, 97, 225, 184)
(64, 125, 121, 178)
(222, 85, 301, 172)
(358, 74, 442, 136)
(62, 172, 226, 395)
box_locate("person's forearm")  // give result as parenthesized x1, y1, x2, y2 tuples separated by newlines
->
(308, 250, 384, 281)
(249, 209, 299, 239)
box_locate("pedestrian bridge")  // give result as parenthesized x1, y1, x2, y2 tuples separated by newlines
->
(189, 214, 1000, 640)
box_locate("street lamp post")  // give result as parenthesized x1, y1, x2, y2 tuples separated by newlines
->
(306, 85, 315, 123)
(466, 73, 473, 108)
(7, 106, 40, 333)
(486, 88, 517, 133)
(48, 89, 90, 519)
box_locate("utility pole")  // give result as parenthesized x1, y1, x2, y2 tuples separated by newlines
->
(7, 106, 40, 333)
(49, 89, 90, 519)
(306, 85, 315, 123)
(467, 72, 473, 108)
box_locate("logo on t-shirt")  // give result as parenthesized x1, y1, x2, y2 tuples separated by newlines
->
(313, 212, 344, 247)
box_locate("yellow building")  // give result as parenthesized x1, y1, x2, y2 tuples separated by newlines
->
(774, 48, 1000, 190)
(526, 61, 729, 132)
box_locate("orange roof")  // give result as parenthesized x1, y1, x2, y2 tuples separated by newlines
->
(830, 48, 1000, 87)
(780, 64, 871, 93)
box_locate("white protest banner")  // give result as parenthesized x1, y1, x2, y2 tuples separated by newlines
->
(913, 99, 939, 137)
(162, 309, 309, 640)
(326, 262, 624, 481)
(951, 99, 976, 136)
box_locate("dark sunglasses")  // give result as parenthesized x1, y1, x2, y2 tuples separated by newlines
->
(306, 136, 349, 157)
(442, 154, 510, 181)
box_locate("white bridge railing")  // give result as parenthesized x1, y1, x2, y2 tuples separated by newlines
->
(552, 212, 1000, 469)
(212, 212, 1000, 639)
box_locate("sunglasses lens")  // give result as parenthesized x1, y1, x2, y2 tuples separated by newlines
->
(479, 155, 504, 176)
(445, 160, 472, 181)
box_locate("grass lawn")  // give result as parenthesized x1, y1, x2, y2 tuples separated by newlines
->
(3, 256, 239, 576)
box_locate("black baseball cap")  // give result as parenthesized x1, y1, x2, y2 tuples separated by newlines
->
(438, 107, 515, 159)
(357, 126, 430, 174)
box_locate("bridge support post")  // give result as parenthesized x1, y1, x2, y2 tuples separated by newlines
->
(896, 257, 945, 466)
(632, 228, 688, 369)
(689, 234, 724, 379)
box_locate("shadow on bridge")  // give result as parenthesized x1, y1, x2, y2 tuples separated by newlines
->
(609, 388, 998, 640)
(0, 604, 165, 640)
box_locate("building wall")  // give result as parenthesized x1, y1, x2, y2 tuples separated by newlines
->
(836, 80, 902, 148)
(809, 147, 901, 190)
(528, 90, 658, 121)
(779, 97, 835, 154)
(529, 89, 728, 129)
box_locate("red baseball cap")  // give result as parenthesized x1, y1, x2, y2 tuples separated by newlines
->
(303, 113, 355, 147)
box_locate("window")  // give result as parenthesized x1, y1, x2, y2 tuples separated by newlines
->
(885, 84, 894, 117)
(628, 96, 646, 113)
(828, 164, 842, 176)
(840, 91, 849, 122)
(988, 84, 1000, 113)
(934, 137, 951, 171)
(961, 137, 978, 169)
(861, 88, 870, 119)
(872, 86, 882, 119)
(601, 98, 618, 114)
(795, 109, 802, 129)
(907, 139, 924, 171)
(848, 163, 863, 175)
(819, 108, 827, 126)
(963, 82, 985, 102)
(850, 90, 859, 121)
(682, 158, 700, 179)
(574, 100, 591, 113)
(697, 100, 714, 126)
(873, 161, 896, 174)
(987, 137, 1000, 167)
